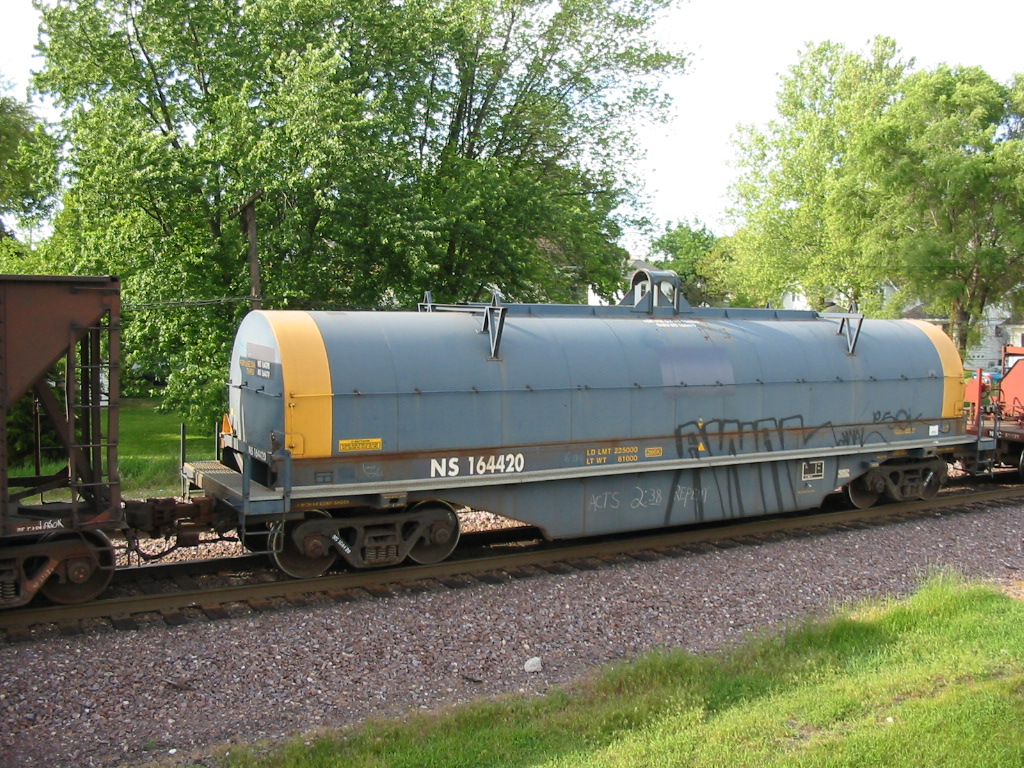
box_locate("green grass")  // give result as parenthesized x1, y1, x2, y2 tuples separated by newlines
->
(118, 398, 215, 495)
(10, 398, 215, 498)
(208, 573, 1024, 768)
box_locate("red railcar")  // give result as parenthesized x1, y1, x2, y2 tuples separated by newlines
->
(0, 275, 123, 606)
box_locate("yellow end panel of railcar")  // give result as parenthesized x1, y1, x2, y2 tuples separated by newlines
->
(905, 319, 965, 420)
(263, 311, 333, 457)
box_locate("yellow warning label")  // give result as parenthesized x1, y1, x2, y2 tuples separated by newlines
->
(645, 447, 664, 458)
(339, 438, 383, 452)
(698, 442, 706, 451)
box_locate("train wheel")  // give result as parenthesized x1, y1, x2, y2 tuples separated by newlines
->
(407, 503, 461, 565)
(843, 478, 879, 509)
(269, 511, 336, 579)
(39, 531, 114, 605)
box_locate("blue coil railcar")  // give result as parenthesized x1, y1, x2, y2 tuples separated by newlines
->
(186, 271, 970, 577)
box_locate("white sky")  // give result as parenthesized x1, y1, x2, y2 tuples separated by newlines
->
(2, 0, 1022, 253)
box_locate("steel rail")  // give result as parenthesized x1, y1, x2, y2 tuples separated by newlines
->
(3, 484, 1023, 638)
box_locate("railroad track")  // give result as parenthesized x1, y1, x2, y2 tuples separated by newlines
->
(3, 483, 1024, 642)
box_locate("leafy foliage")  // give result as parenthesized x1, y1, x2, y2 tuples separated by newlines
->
(649, 219, 723, 305)
(855, 66, 1024, 350)
(728, 37, 1024, 348)
(32, 0, 685, 422)
(3, 389, 62, 468)
(728, 38, 911, 313)
(0, 77, 57, 239)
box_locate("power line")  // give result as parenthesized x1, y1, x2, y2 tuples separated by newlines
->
(122, 296, 385, 312)
(122, 296, 253, 311)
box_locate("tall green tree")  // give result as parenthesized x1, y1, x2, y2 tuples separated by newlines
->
(728, 38, 1024, 352)
(33, 0, 685, 421)
(855, 66, 1024, 351)
(0, 77, 56, 244)
(649, 219, 721, 305)
(728, 37, 911, 312)
(416, 0, 682, 303)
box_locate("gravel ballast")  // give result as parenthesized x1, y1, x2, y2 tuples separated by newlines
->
(2, 503, 1023, 768)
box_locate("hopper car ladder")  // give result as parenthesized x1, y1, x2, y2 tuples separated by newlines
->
(63, 318, 121, 524)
